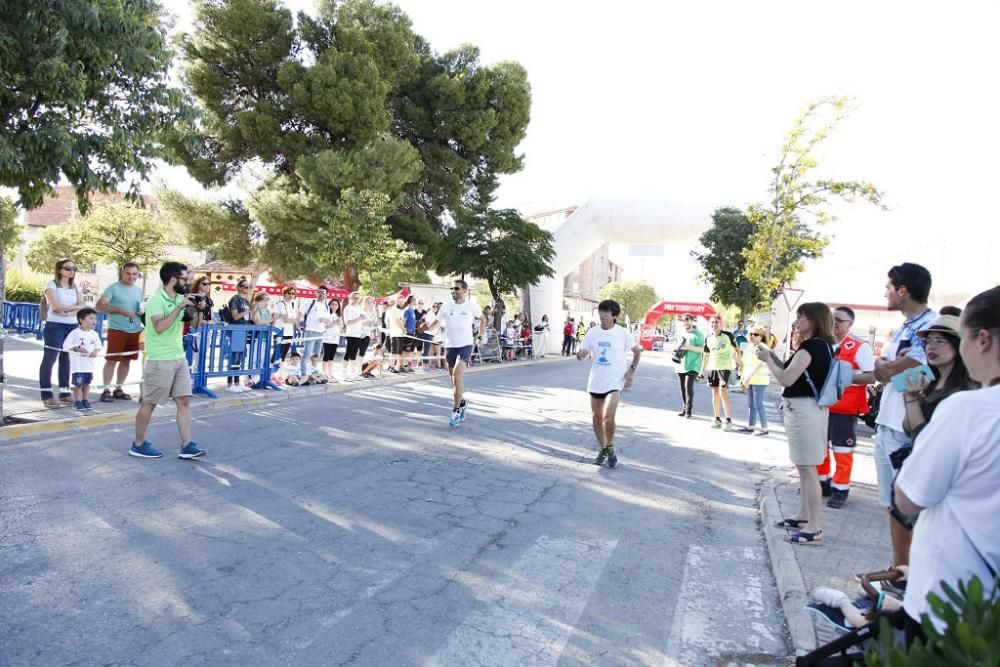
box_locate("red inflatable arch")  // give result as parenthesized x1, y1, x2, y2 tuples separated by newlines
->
(639, 301, 717, 350)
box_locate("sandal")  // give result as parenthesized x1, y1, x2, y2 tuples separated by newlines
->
(784, 530, 823, 546)
(774, 518, 808, 529)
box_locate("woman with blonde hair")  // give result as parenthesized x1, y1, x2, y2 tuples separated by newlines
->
(759, 302, 836, 546)
(737, 325, 771, 435)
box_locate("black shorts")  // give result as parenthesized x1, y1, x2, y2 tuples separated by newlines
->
(707, 370, 731, 387)
(828, 412, 857, 448)
(445, 345, 473, 367)
(589, 389, 620, 400)
(403, 336, 417, 353)
(390, 336, 406, 355)
(343, 336, 362, 361)
(322, 343, 338, 362)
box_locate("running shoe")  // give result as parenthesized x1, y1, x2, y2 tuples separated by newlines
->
(129, 441, 163, 459)
(73, 401, 87, 412)
(723, 419, 733, 431)
(458, 399, 468, 423)
(448, 409, 461, 427)
(607, 446, 618, 468)
(82, 400, 94, 411)
(736, 426, 754, 434)
(179, 442, 206, 459)
(711, 418, 722, 429)
(594, 448, 608, 465)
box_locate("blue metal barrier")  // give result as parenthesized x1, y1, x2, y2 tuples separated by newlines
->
(1, 302, 107, 341)
(191, 324, 281, 398)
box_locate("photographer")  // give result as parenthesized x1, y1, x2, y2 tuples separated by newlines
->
(128, 262, 205, 460)
(188, 276, 215, 330)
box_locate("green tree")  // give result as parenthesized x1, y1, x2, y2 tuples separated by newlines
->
(472, 282, 521, 319)
(434, 208, 554, 330)
(596, 281, 660, 323)
(157, 189, 262, 270)
(743, 97, 885, 298)
(168, 0, 531, 285)
(691, 207, 766, 316)
(0, 197, 21, 262)
(359, 240, 429, 295)
(0, 1, 184, 425)
(25, 221, 95, 274)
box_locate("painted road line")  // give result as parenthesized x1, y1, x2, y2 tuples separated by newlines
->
(664, 545, 786, 666)
(432, 535, 617, 667)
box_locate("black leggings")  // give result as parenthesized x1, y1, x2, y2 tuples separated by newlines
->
(344, 336, 362, 361)
(322, 343, 338, 362)
(280, 337, 293, 361)
(678, 370, 697, 415)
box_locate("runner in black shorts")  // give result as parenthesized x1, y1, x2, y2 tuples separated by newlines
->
(427, 280, 483, 427)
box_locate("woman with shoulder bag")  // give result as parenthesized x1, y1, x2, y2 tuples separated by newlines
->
(759, 302, 836, 546)
(39, 258, 85, 407)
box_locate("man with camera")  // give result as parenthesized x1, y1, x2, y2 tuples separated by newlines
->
(129, 261, 206, 460)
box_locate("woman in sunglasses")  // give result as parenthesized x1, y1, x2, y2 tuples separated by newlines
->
(40, 258, 86, 407)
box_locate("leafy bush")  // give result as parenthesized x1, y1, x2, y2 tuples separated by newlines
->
(866, 576, 1000, 666)
(3, 267, 48, 303)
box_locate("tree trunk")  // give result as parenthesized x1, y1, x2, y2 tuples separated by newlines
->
(0, 250, 6, 427)
(487, 278, 504, 331)
(343, 264, 360, 293)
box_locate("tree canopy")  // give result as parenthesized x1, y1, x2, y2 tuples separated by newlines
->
(167, 0, 532, 283)
(596, 281, 660, 323)
(434, 207, 554, 328)
(743, 97, 885, 297)
(0, 0, 188, 212)
(691, 207, 765, 315)
(26, 203, 169, 274)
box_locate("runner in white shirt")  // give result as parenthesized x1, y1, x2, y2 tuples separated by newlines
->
(428, 279, 484, 427)
(576, 299, 642, 468)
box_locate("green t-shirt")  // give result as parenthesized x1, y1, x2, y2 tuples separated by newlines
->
(704, 331, 737, 371)
(682, 327, 706, 373)
(144, 288, 186, 361)
(101, 281, 144, 333)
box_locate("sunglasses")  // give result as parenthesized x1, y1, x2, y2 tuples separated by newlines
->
(62, 266, 77, 271)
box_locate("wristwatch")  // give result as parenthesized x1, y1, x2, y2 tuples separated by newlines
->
(629, 364, 637, 371)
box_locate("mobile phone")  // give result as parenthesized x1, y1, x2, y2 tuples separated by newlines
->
(890, 364, 935, 392)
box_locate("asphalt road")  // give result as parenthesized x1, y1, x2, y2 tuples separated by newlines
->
(1, 353, 796, 666)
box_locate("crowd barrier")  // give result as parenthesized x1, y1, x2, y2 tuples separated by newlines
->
(3, 302, 108, 342)
(191, 323, 282, 398)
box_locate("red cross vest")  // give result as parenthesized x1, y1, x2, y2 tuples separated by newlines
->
(830, 334, 869, 415)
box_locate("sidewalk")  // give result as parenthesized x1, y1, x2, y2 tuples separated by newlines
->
(1, 334, 568, 438)
(760, 430, 891, 655)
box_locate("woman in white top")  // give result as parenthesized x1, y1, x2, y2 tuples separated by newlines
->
(322, 297, 345, 379)
(894, 286, 1000, 642)
(341, 292, 368, 379)
(40, 258, 85, 407)
(272, 285, 299, 361)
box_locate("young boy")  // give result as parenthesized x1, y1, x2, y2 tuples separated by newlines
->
(361, 344, 385, 379)
(576, 300, 642, 468)
(62, 307, 103, 411)
(284, 352, 304, 386)
(306, 354, 330, 384)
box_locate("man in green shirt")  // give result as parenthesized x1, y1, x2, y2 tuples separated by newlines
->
(700, 315, 741, 430)
(129, 262, 205, 460)
(675, 315, 705, 418)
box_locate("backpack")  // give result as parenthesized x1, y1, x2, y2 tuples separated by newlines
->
(39, 294, 48, 321)
(804, 342, 855, 407)
(218, 304, 233, 324)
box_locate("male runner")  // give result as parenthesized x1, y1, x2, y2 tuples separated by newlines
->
(577, 300, 641, 468)
(429, 279, 484, 427)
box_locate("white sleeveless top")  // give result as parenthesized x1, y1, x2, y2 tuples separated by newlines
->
(46, 281, 82, 325)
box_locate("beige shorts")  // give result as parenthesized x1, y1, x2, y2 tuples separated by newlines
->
(783, 397, 828, 465)
(141, 359, 192, 405)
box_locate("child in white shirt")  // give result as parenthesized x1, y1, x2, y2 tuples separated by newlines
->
(62, 308, 103, 411)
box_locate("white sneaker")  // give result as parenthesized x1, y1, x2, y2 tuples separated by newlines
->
(240, 384, 253, 392)
(813, 587, 849, 608)
(226, 385, 242, 394)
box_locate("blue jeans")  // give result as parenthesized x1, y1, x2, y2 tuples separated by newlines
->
(746, 384, 768, 429)
(301, 331, 324, 375)
(39, 321, 76, 400)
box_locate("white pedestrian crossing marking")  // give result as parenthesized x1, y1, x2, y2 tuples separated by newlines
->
(432, 535, 617, 667)
(664, 546, 785, 666)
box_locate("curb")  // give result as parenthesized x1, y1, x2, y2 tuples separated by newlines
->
(1, 355, 571, 442)
(760, 480, 817, 656)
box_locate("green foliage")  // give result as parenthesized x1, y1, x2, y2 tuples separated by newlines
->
(0, 196, 21, 262)
(359, 239, 429, 295)
(743, 97, 885, 297)
(471, 282, 522, 318)
(435, 207, 554, 328)
(25, 203, 168, 273)
(691, 207, 766, 316)
(169, 0, 531, 261)
(866, 576, 1000, 666)
(2, 267, 47, 303)
(157, 189, 261, 269)
(0, 1, 190, 213)
(596, 281, 660, 323)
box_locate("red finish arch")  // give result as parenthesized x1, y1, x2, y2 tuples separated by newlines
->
(639, 301, 717, 350)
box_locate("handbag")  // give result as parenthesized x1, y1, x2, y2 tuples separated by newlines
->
(671, 336, 686, 364)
